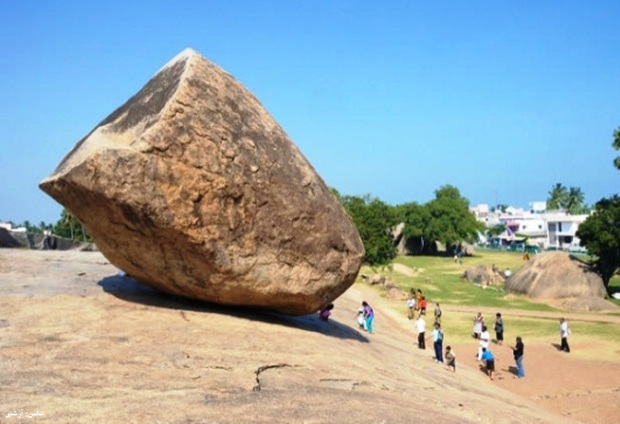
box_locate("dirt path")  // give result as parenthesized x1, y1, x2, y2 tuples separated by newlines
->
(442, 305, 620, 324)
(388, 261, 620, 423)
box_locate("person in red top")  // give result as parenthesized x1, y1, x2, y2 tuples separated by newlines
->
(419, 296, 427, 317)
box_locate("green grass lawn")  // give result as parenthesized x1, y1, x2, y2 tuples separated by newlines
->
(357, 250, 620, 357)
(366, 250, 558, 312)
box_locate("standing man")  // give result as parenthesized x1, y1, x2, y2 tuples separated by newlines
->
(560, 318, 570, 352)
(416, 314, 426, 349)
(512, 336, 525, 378)
(431, 322, 444, 363)
(478, 325, 490, 361)
(494, 312, 504, 345)
(434, 303, 442, 325)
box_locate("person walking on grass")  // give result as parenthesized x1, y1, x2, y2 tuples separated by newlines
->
(511, 336, 525, 378)
(494, 312, 504, 345)
(560, 318, 570, 352)
(434, 303, 442, 325)
(473, 312, 484, 339)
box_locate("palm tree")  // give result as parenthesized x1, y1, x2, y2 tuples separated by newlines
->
(547, 183, 567, 210)
(565, 187, 586, 214)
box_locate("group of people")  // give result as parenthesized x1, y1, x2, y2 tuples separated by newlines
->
(320, 300, 376, 334)
(472, 311, 525, 380)
(409, 292, 456, 372)
(318, 295, 573, 383)
(407, 288, 429, 320)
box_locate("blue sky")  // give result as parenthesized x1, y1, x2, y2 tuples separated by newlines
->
(1, 1, 619, 224)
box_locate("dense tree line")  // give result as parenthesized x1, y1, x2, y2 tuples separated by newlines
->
(335, 185, 483, 266)
(7, 209, 91, 242)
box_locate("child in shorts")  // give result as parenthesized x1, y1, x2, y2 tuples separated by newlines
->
(445, 346, 456, 372)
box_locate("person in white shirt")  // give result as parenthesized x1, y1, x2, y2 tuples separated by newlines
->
(478, 325, 490, 360)
(416, 315, 426, 349)
(407, 295, 416, 320)
(560, 318, 570, 352)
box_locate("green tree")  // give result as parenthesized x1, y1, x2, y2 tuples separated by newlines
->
(576, 195, 620, 289)
(397, 201, 431, 252)
(397, 202, 428, 240)
(487, 223, 506, 238)
(613, 127, 620, 170)
(547, 183, 568, 210)
(53, 208, 92, 242)
(423, 185, 484, 248)
(338, 194, 397, 265)
(565, 186, 588, 214)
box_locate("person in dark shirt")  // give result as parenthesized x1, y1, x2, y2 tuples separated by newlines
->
(511, 336, 525, 378)
(494, 312, 504, 345)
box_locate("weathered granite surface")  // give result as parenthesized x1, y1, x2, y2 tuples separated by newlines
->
(40, 49, 364, 315)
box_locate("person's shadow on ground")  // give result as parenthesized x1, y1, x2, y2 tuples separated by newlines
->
(551, 343, 563, 351)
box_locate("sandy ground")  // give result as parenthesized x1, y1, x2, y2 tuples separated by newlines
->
(1, 249, 619, 423)
(449, 341, 620, 423)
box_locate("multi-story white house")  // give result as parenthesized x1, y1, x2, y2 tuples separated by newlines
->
(543, 212, 588, 251)
(472, 203, 590, 251)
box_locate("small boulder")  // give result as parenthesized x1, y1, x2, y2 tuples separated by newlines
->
(461, 265, 505, 287)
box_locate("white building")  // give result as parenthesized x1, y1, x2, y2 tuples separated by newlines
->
(543, 213, 589, 251)
(475, 205, 589, 251)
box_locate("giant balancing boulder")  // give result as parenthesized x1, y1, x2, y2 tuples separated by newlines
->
(40, 48, 364, 315)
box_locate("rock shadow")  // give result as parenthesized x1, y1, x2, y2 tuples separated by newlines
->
(97, 274, 369, 343)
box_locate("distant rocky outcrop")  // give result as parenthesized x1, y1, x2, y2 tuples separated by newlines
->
(39, 48, 364, 315)
(461, 265, 505, 287)
(0, 228, 22, 248)
(392, 223, 439, 255)
(0, 229, 95, 251)
(505, 252, 610, 310)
